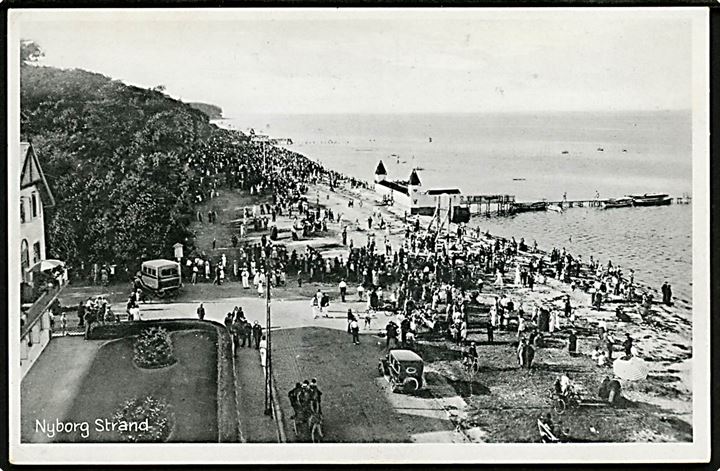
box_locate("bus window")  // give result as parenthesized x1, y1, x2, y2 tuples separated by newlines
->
(160, 267, 178, 277)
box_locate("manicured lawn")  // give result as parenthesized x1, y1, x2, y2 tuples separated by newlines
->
(59, 329, 218, 442)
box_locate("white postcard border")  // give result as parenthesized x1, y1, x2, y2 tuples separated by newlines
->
(7, 6, 711, 465)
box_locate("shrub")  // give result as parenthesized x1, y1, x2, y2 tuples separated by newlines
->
(113, 396, 173, 442)
(133, 326, 176, 368)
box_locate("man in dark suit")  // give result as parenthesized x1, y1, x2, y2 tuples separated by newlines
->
(244, 321, 253, 348)
(252, 321, 263, 349)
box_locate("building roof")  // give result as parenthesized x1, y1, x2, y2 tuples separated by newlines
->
(374, 160, 387, 175)
(409, 169, 422, 186)
(376, 179, 408, 196)
(426, 188, 462, 196)
(20, 142, 55, 207)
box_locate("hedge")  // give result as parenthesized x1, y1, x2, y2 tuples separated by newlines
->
(87, 319, 219, 339)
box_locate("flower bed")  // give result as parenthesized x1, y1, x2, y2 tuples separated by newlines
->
(113, 396, 173, 442)
(133, 327, 176, 369)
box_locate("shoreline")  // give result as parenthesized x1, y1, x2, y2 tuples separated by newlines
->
(52, 151, 694, 442)
(194, 121, 693, 440)
(302, 178, 693, 412)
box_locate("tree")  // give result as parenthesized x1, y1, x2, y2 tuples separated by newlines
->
(20, 40, 44, 66)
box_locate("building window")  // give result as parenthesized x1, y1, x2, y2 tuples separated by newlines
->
(20, 199, 26, 223)
(33, 242, 41, 264)
(21, 240, 29, 274)
(31, 193, 38, 218)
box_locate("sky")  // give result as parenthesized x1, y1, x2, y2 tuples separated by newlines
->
(11, 8, 701, 116)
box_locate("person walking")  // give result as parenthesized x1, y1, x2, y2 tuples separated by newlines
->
(661, 282, 673, 306)
(568, 330, 578, 356)
(244, 321, 253, 348)
(321, 292, 330, 318)
(350, 318, 360, 345)
(385, 321, 399, 349)
(197, 303, 206, 320)
(622, 333, 634, 357)
(259, 335, 268, 370)
(346, 309, 355, 333)
(191, 264, 198, 284)
(231, 319, 242, 353)
(364, 311, 372, 329)
(339, 278, 347, 302)
(241, 268, 250, 289)
(252, 321, 263, 349)
(604, 330, 616, 360)
(60, 312, 67, 336)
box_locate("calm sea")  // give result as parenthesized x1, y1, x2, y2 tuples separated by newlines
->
(221, 111, 693, 309)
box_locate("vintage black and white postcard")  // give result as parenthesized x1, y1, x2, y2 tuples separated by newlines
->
(7, 7, 711, 465)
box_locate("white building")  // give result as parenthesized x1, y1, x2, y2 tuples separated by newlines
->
(373, 160, 463, 216)
(19, 141, 63, 378)
(20, 142, 55, 283)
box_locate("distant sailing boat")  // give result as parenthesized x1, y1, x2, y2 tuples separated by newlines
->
(429, 137, 433, 143)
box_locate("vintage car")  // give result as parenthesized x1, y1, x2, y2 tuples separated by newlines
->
(134, 259, 182, 298)
(378, 349, 425, 393)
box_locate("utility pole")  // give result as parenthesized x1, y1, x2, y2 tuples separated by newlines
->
(263, 255, 273, 416)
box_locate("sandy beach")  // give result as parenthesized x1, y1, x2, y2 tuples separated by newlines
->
(165, 167, 693, 442)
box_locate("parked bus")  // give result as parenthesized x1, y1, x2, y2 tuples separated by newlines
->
(134, 259, 182, 299)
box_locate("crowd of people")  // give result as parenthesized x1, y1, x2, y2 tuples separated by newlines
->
(218, 305, 265, 352)
(80, 125, 674, 443)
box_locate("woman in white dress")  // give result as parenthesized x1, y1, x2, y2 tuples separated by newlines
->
(494, 269, 504, 288)
(514, 265, 522, 286)
(241, 268, 250, 289)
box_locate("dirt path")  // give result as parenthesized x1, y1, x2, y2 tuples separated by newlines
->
(271, 327, 464, 443)
(233, 345, 278, 443)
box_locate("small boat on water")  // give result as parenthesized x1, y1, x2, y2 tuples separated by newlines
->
(628, 193, 672, 207)
(547, 204, 564, 213)
(602, 197, 633, 209)
(512, 201, 547, 213)
(512, 178, 527, 181)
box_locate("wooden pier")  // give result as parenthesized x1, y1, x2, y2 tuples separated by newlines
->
(544, 199, 605, 208)
(460, 194, 516, 216)
(459, 194, 689, 218)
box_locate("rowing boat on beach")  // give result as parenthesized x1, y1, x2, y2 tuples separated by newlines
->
(547, 204, 564, 213)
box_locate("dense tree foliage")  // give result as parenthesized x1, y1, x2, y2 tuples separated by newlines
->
(188, 102, 223, 119)
(20, 46, 250, 276)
